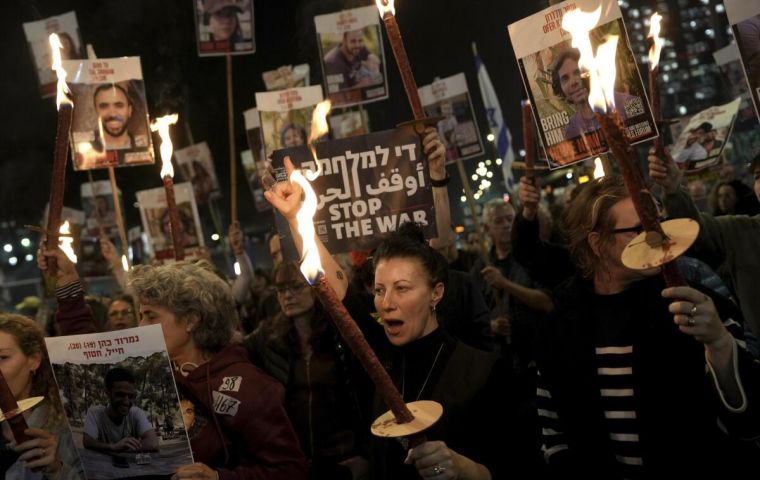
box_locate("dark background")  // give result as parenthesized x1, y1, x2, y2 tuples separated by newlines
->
(0, 0, 536, 235)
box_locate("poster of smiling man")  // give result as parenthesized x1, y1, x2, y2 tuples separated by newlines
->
(63, 57, 154, 170)
(315, 5, 389, 107)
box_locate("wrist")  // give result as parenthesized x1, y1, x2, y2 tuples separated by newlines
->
(706, 331, 733, 356)
(429, 169, 446, 181)
(430, 173, 450, 188)
(521, 207, 537, 221)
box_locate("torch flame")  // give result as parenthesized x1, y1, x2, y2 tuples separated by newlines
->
(648, 12, 664, 70)
(49, 33, 72, 109)
(121, 254, 129, 272)
(306, 100, 332, 181)
(375, 0, 395, 16)
(290, 100, 334, 283)
(59, 221, 77, 264)
(150, 114, 179, 178)
(562, 7, 618, 113)
(593, 157, 606, 179)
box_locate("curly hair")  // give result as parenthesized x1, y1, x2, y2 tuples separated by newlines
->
(561, 175, 629, 278)
(551, 48, 581, 100)
(128, 260, 237, 352)
(0, 314, 65, 432)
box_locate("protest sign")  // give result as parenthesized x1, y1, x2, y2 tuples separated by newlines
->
(194, 0, 255, 56)
(724, 0, 760, 123)
(669, 97, 741, 173)
(22, 11, 83, 98)
(45, 325, 194, 479)
(508, 0, 657, 169)
(315, 5, 389, 107)
(175, 142, 221, 205)
(63, 57, 154, 170)
(272, 126, 435, 255)
(255, 85, 324, 159)
(135, 182, 204, 262)
(419, 73, 484, 164)
(262, 63, 310, 91)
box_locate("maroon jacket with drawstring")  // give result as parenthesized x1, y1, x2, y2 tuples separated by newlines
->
(55, 282, 307, 480)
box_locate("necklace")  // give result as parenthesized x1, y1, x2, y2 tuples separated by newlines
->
(401, 342, 445, 402)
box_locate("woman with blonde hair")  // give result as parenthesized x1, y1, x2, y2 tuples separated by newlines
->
(0, 313, 84, 479)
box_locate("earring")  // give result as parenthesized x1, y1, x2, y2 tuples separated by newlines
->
(431, 304, 436, 312)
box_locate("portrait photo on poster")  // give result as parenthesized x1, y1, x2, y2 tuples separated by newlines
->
(174, 142, 221, 206)
(419, 72, 484, 165)
(315, 5, 389, 108)
(668, 97, 742, 173)
(255, 85, 324, 159)
(194, 0, 255, 56)
(135, 183, 205, 262)
(22, 11, 83, 98)
(63, 57, 155, 171)
(508, 0, 658, 169)
(45, 325, 194, 480)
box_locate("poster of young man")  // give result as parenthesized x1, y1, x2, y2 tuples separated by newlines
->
(135, 182, 204, 262)
(271, 125, 435, 255)
(174, 142, 221, 205)
(328, 110, 370, 139)
(669, 97, 741, 173)
(724, 0, 760, 123)
(45, 325, 194, 479)
(22, 11, 83, 99)
(255, 85, 323, 159)
(63, 57, 154, 170)
(508, 0, 658, 169)
(419, 73, 484, 164)
(194, 0, 255, 56)
(262, 63, 310, 91)
(315, 5, 389, 107)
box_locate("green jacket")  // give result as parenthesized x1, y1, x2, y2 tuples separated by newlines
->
(664, 188, 760, 337)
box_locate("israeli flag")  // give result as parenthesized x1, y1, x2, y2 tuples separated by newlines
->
(474, 44, 516, 191)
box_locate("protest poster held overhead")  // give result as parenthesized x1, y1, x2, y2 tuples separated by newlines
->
(271, 126, 435, 255)
(135, 182, 204, 262)
(256, 85, 324, 159)
(194, 0, 255, 56)
(174, 142, 221, 205)
(669, 97, 742, 173)
(508, 0, 658, 169)
(724, 0, 760, 123)
(315, 5, 389, 107)
(419, 73, 485, 165)
(329, 110, 370, 139)
(63, 57, 155, 170)
(262, 63, 311, 91)
(45, 325, 194, 479)
(22, 11, 83, 99)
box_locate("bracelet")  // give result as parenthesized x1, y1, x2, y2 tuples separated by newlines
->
(430, 174, 450, 188)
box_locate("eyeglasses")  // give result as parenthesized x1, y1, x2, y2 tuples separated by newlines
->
(611, 217, 667, 235)
(109, 309, 134, 318)
(275, 283, 309, 295)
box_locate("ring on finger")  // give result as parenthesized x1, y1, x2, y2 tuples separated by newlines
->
(689, 304, 698, 317)
(687, 317, 696, 327)
(432, 464, 446, 475)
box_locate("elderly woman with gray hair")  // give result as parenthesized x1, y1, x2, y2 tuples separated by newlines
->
(38, 248, 307, 480)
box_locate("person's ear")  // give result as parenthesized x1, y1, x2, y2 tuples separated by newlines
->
(588, 231, 602, 257)
(28, 351, 43, 374)
(185, 314, 201, 334)
(430, 282, 445, 309)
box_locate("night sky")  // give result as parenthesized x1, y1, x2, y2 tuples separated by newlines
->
(0, 0, 538, 237)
